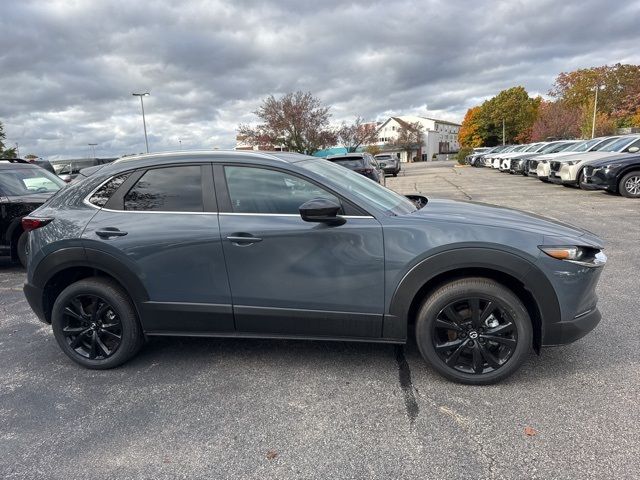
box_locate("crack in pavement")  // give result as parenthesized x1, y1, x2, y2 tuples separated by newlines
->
(440, 175, 473, 200)
(394, 345, 419, 425)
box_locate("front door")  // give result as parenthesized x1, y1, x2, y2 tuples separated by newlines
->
(216, 164, 385, 338)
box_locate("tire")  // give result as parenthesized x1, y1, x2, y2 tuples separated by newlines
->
(619, 170, 640, 198)
(415, 277, 532, 385)
(16, 231, 28, 268)
(393, 172, 398, 177)
(51, 278, 144, 369)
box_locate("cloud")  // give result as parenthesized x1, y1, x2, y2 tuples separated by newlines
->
(1, 0, 638, 159)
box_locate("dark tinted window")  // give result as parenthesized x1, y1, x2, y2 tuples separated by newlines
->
(89, 174, 130, 207)
(330, 158, 364, 169)
(124, 166, 203, 212)
(224, 166, 340, 214)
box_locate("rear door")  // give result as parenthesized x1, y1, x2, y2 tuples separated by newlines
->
(214, 163, 385, 338)
(82, 163, 234, 334)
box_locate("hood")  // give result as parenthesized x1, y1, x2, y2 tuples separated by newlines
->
(553, 151, 627, 164)
(408, 198, 601, 243)
(587, 152, 640, 167)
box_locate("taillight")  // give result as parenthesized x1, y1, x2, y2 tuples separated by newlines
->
(21, 217, 53, 232)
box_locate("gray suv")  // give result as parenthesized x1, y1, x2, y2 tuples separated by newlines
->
(22, 151, 606, 384)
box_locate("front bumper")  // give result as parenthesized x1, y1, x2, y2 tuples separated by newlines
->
(542, 307, 601, 346)
(536, 162, 551, 179)
(582, 165, 618, 192)
(23, 282, 48, 323)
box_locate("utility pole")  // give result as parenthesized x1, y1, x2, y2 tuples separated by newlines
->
(132, 92, 150, 153)
(591, 85, 600, 139)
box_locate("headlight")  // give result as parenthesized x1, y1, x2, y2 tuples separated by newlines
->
(539, 246, 606, 267)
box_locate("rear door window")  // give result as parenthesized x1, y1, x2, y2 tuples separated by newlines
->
(124, 166, 203, 212)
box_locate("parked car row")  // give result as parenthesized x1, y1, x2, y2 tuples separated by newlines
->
(467, 135, 640, 198)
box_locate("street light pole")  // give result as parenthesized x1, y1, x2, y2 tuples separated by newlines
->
(502, 119, 505, 145)
(132, 92, 150, 153)
(591, 85, 600, 139)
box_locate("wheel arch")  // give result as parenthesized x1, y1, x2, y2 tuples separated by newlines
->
(33, 247, 149, 323)
(385, 248, 560, 353)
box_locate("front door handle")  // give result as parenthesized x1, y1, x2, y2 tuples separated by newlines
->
(96, 228, 128, 238)
(227, 234, 262, 245)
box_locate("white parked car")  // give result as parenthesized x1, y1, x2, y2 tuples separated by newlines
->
(498, 143, 546, 171)
(490, 145, 528, 169)
(548, 135, 640, 186)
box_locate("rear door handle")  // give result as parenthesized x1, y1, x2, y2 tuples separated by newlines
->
(96, 228, 128, 238)
(227, 235, 262, 245)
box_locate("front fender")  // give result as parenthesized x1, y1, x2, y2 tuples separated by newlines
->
(383, 247, 560, 341)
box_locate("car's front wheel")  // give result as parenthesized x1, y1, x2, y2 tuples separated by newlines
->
(619, 170, 640, 198)
(415, 278, 532, 385)
(51, 278, 144, 369)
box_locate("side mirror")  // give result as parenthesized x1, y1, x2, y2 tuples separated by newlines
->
(405, 194, 428, 209)
(627, 146, 640, 153)
(299, 198, 345, 226)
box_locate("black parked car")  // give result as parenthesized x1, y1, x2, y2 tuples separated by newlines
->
(326, 153, 382, 182)
(0, 160, 65, 266)
(374, 153, 401, 176)
(23, 151, 606, 384)
(581, 152, 640, 198)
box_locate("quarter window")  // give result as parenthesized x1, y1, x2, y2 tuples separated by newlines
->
(124, 166, 203, 212)
(224, 166, 340, 214)
(89, 174, 130, 207)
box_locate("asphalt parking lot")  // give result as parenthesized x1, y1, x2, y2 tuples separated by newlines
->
(1, 161, 639, 479)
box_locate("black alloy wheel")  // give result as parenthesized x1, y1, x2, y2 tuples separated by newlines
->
(60, 294, 122, 360)
(431, 297, 517, 375)
(52, 278, 144, 369)
(416, 278, 532, 384)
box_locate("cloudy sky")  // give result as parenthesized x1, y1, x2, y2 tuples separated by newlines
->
(1, 0, 639, 159)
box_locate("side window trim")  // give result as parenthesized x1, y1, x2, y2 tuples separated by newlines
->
(214, 163, 369, 216)
(103, 170, 144, 210)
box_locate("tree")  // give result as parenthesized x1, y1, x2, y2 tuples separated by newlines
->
(550, 63, 640, 127)
(390, 121, 423, 162)
(364, 144, 382, 156)
(336, 117, 379, 153)
(237, 91, 336, 155)
(458, 107, 484, 148)
(0, 121, 17, 158)
(530, 100, 582, 141)
(479, 86, 541, 145)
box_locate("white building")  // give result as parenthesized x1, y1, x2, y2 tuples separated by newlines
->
(375, 116, 461, 162)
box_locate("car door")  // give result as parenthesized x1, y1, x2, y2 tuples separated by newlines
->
(215, 163, 385, 338)
(82, 163, 234, 334)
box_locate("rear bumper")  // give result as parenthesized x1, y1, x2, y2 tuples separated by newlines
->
(542, 307, 601, 346)
(23, 282, 48, 323)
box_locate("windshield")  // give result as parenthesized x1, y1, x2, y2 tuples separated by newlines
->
(592, 137, 621, 151)
(598, 136, 638, 152)
(524, 143, 542, 152)
(0, 168, 65, 196)
(540, 142, 571, 153)
(562, 140, 588, 152)
(300, 159, 416, 215)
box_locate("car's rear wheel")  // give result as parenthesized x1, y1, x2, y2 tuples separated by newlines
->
(51, 278, 144, 369)
(415, 278, 532, 385)
(619, 170, 640, 198)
